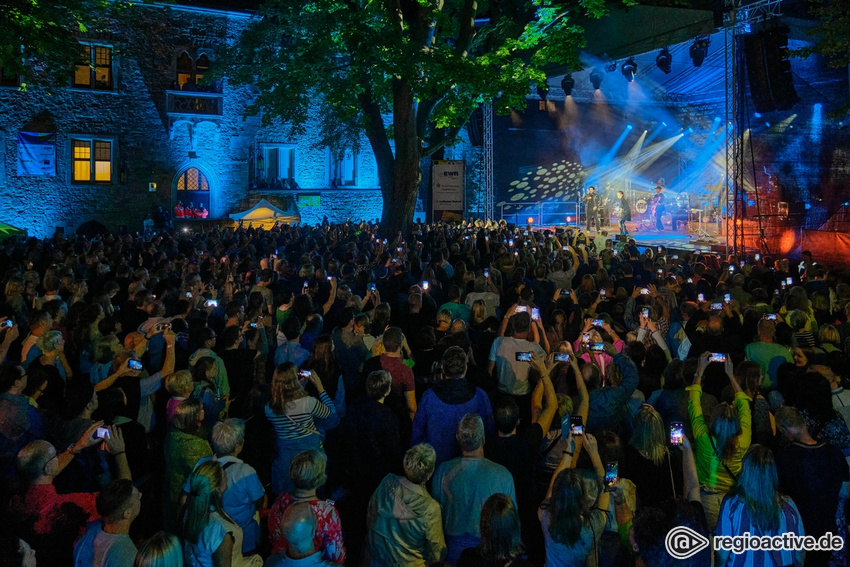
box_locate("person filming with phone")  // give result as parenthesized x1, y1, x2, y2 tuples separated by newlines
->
(687, 353, 751, 532)
(489, 309, 548, 425)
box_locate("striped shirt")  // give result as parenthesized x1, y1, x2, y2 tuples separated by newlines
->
(265, 392, 334, 440)
(716, 494, 804, 567)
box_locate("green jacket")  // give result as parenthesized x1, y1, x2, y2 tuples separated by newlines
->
(364, 474, 446, 567)
(687, 385, 751, 492)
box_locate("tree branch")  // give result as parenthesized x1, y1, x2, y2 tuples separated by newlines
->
(421, 123, 465, 158)
(455, 0, 478, 57)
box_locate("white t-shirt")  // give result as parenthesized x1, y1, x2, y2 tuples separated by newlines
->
(488, 336, 545, 395)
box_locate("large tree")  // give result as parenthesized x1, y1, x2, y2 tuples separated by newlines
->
(222, 0, 629, 235)
(0, 0, 138, 87)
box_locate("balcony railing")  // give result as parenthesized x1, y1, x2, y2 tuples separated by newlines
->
(166, 90, 223, 116)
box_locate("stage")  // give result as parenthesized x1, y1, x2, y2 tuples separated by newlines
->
(534, 219, 727, 255)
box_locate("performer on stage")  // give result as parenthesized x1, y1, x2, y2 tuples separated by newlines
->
(650, 185, 665, 231)
(583, 186, 602, 231)
(174, 201, 185, 219)
(616, 190, 631, 235)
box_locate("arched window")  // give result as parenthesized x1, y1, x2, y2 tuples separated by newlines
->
(176, 52, 193, 90)
(175, 52, 214, 91)
(195, 54, 210, 85)
(175, 167, 210, 212)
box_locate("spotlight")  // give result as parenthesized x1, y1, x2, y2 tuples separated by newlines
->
(560, 74, 575, 97)
(589, 69, 603, 90)
(656, 48, 672, 74)
(536, 82, 548, 100)
(689, 37, 710, 67)
(527, 216, 535, 224)
(754, 112, 762, 118)
(627, 124, 633, 130)
(621, 58, 637, 82)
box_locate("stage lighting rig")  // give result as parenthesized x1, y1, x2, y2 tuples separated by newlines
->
(656, 48, 672, 74)
(621, 57, 637, 82)
(589, 69, 603, 90)
(561, 74, 575, 97)
(689, 37, 710, 67)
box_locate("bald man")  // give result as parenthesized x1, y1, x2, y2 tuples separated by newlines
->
(265, 502, 337, 566)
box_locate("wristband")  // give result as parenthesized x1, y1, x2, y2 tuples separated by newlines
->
(563, 450, 574, 456)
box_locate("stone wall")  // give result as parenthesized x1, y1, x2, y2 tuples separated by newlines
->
(0, 3, 477, 238)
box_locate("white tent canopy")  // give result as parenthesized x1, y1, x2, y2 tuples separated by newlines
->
(228, 198, 300, 225)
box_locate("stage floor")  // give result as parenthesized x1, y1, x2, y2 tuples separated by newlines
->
(537, 220, 727, 254)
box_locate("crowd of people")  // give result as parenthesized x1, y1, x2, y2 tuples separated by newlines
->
(0, 218, 848, 567)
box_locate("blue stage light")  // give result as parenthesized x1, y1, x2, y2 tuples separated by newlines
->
(748, 200, 755, 206)
(714, 117, 721, 122)
(765, 122, 771, 127)
(688, 127, 694, 133)
(662, 122, 667, 126)
(754, 113, 762, 118)
(804, 203, 812, 210)
(627, 125, 633, 129)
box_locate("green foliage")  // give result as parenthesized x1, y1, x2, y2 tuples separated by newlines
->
(0, 0, 140, 85)
(220, 0, 622, 157)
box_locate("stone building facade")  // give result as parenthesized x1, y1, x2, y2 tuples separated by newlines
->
(0, 2, 385, 238)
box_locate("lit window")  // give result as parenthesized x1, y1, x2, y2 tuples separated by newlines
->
(175, 52, 213, 91)
(176, 167, 210, 192)
(72, 139, 112, 183)
(176, 167, 211, 211)
(73, 44, 113, 90)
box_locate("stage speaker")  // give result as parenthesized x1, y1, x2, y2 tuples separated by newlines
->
(743, 25, 799, 113)
(467, 105, 484, 147)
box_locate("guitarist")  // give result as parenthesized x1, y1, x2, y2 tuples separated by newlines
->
(650, 184, 665, 230)
(583, 186, 602, 231)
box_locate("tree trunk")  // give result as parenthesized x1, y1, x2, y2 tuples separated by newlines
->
(377, 78, 421, 237)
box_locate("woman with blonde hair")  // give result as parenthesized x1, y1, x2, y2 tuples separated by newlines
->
(620, 404, 683, 508)
(164, 370, 194, 426)
(267, 449, 346, 563)
(134, 531, 183, 567)
(265, 362, 337, 495)
(164, 398, 212, 531)
(715, 445, 804, 566)
(4, 276, 27, 322)
(470, 299, 488, 329)
(818, 324, 841, 353)
(182, 461, 262, 567)
(689, 355, 751, 531)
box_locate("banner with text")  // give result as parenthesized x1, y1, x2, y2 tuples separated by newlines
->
(17, 132, 56, 176)
(432, 160, 464, 221)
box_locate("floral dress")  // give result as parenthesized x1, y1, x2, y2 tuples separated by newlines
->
(267, 493, 346, 564)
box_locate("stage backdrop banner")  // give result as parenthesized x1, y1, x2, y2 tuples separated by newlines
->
(17, 132, 56, 176)
(432, 160, 464, 220)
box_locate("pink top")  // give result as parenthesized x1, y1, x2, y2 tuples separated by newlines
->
(570, 339, 626, 385)
(166, 396, 186, 426)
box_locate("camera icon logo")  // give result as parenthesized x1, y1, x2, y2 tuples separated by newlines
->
(665, 526, 710, 559)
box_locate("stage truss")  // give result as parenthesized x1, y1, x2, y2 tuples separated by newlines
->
(724, 0, 784, 257)
(483, 101, 495, 220)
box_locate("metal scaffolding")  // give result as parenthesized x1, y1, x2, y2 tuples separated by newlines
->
(482, 101, 495, 220)
(724, 0, 784, 257)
